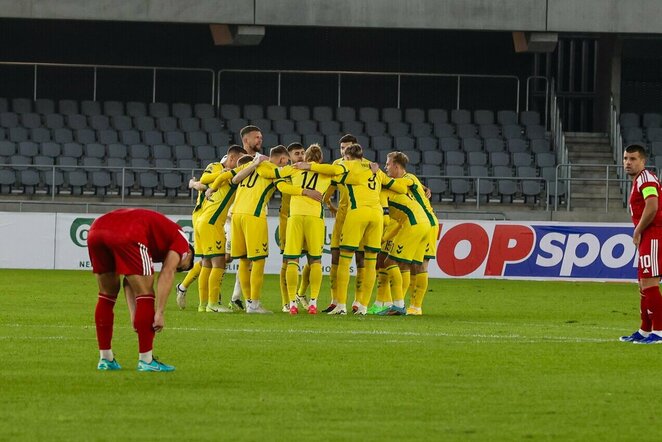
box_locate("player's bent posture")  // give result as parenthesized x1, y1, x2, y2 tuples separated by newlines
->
(379, 152, 431, 316)
(621, 144, 662, 344)
(88, 208, 194, 372)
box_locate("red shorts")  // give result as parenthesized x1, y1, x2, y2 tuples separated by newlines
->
(638, 228, 662, 279)
(88, 228, 154, 276)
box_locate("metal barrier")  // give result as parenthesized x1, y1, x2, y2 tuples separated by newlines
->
(549, 79, 569, 210)
(0, 61, 216, 104)
(525, 75, 549, 129)
(609, 95, 628, 202)
(217, 69, 521, 111)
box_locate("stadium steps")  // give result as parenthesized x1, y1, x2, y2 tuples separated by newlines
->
(565, 132, 625, 212)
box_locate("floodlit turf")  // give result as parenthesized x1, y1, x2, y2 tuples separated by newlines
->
(1, 269, 662, 441)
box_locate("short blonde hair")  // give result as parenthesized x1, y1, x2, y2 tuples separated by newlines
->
(305, 144, 323, 162)
(343, 143, 363, 159)
(387, 151, 409, 168)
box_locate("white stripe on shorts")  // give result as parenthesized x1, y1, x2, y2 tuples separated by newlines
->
(653, 239, 659, 277)
(138, 242, 152, 276)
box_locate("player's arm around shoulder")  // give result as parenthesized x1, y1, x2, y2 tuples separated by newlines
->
(383, 172, 410, 194)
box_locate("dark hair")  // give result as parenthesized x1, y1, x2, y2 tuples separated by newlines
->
(287, 142, 304, 152)
(227, 144, 247, 155)
(240, 125, 261, 138)
(625, 143, 648, 159)
(305, 144, 323, 163)
(344, 143, 363, 159)
(270, 145, 289, 157)
(387, 151, 409, 168)
(237, 154, 253, 166)
(339, 134, 358, 144)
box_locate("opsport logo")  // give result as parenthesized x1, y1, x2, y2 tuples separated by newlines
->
(435, 222, 637, 280)
(70, 218, 96, 248)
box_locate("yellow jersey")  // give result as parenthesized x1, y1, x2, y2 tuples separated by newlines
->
(383, 188, 429, 227)
(336, 160, 406, 211)
(285, 163, 338, 218)
(401, 172, 439, 227)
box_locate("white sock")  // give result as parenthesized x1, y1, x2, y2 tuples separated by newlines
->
(336, 303, 346, 310)
(178, 283, 186, 292)
(639, 329, 651, 337)
(651, 331, 662, 337)
(139, 351, 153, 363)
(231, 278, 242, 301)
(310, 298, 317, 307)
(384, 301, 393, 308)
(100, 349, 114, 361)
(374, 301, 383, 307)
(290, 301, 297, 309)
(394, 300, 405, 308)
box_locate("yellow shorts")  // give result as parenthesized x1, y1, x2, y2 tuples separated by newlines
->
(425, 224, 440, 260)
(231, 213, 269, 260)
(194, 217, 226, 258)
(284, 215, 325, 260)
(381, 215, 398, 252)
(224, 218, 232, 254)
(339, 207, 383, 253)
(192, 211, 203, 256)
(330, 207, 347, 249)
(279, 215, 288, 252)
(385, 223, 430, 264)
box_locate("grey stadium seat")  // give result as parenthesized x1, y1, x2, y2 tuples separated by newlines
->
(84, 143, 105, 159)
(97, 129, 119, 145)
(358, 107, 379, 123)
(20, 113, 42, 129)
(0, 169, 16, 193)
(67, 114, 88, 130)
(479, 124, 501, 139)
(622, 127, 644, 143)
(451, 109, 471, 125)
(40, 141, 61, 158)
(243, 104, 264, 120)
(467, 151, 487, 166)
(530, 139, 551, 154)
(365, 122, 386, 137)
(180, 117, 201, 132)
(10, 154, 31, 170)
(172, 103, 192, 119)
(507, 139, 528, 153)
(0, 97, 7, 113)
(42, 169, 65, 195)
(91, 170, 113, 195)
(489, 151, 511, 167)
(513, 152, 533, 167)
(201, 118, 223, 133)
(174, 145, 194, 160)
(126, 101, 147, 118)
(18, 169, 41, 194)
(474, 110, 494, 125)
(336, 107, 356, 122)
(220, 104, 241, 120)
(81, 157, 104, 171)
(107, 143, 128, 158)
(261, 132, 279, 147)
(404, 108, 425, 124)
(420, 164, 441, 176)
(440, 137, 461, 152)
(142, 130, 164, 146)
(411, 122, 432, 137)
(290, 106, 310, 122)
(134, 116, 156, 132)
(502, 124, 525, 140)
(312, 106, 333, 122)
(450, 177, 471, 202)
(103, 101, 124, 116)
(266, 105, 287, 121)
(372, 135, 393, 151)
(388, 122, 409, 137)
(426, 177, 448, 202)
(157, 117, 178, 132)
(445, 151, 465, 166)
(434, 123, 455, 138)
(303, 133, 325, 147)
(382, 108, 402, 123)
(402, 149, 421, 166)
(194, 103, 215, 119)
(45, 114, 65, 130)
(280, 133, 302, 146)
(428, 109, 448, 124)
(62, 142, 83, 158)
(162, 172, 184, 197)
(138, 171, 160, 196)
(58, 99, 79, 115)
(53, 128, 74, 144)
(165, 131, 186, 146)
(0, 112, 18, 128)
(33, 155, 54, 166)
(187, 131, 208, 146)
(12, 98, 32, 114)
(18, 141, 39, 157)
(149, 102, 170, 118)
(393, 135, 415, 151)
(497, 110, 518, 126)
(75, 128, 96, 145)
(30, 128, 51, 143)
(81, 100, 102, 117)
(647, 128, 662, 142)
(536, 152, 556, 168)
(462, 138, 482, 153)
(209, 131, 230, 147)
(65, 170, 88, 195)
(519, 111, 541, 127)
(643, 113, 662, 128)
(319, 121, 341, 136)
(342, 121, 363, 135)
(493, 165, 514, 178)
(227, 118, 248, 134)
(250, 118, 271, 132)
(619, 113, 639, 128)
(417, 136, 437, 152)
(296, 120, 318, 135)
(153, 144, 173, 160)
(497, 178, 518, 203)
(129, 144, 150, 160)
(422, 150, 443, 165)
(196, 145, 217, 163)
(526, 125, 546, 140)
(9, 127, 28, 142)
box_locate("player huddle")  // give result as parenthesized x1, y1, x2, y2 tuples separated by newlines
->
(175, 126, 439, 316)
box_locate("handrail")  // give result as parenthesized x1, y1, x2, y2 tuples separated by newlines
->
(0, 61, 216, 104)
(609, 95, 627, 202)
(217, 68, 521, 111)
(525, 75, 549, 130)
(549, 78, 569, 210)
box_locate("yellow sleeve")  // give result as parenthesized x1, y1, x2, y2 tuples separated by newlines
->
(201, 170, 232, 186)
(275, 179, 304, 196)
(255, 162, 277, 179)
(310, 163, 346, 176)
(323, 183, 337, 204)
(382, 173, 408, 194)
(209, 163, 247, 189)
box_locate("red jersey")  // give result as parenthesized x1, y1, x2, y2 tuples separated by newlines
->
(88, 209, 189, 275)
(629, 169, 662, 227)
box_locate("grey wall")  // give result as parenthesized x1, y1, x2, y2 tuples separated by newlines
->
(2, 0, 662, 34)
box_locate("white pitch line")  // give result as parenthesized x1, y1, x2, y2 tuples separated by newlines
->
(0, 323, 615, 343)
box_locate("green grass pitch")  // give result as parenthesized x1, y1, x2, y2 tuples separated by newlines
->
(1, 269, 662, 441)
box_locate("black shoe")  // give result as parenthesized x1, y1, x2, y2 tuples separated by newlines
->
(228, 298, 245, 311)
(321, 303, 336, 313)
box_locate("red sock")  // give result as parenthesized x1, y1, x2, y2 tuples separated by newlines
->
(640, 290, 652, 332)
(134, 294, 156, 353)
(95, 294, 116, 350)
(642, 286, 662, 331)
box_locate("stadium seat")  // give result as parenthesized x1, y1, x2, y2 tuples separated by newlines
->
(530, 138, 551, 154)
(0, 169, 16, 193)
(489, 151, 510, 167)
(209, 131, 230, 147)
(281, 133, 302, 145)
(30, 127, 51, 143)
(138, 171, 160, 196)
(226, 118, 248, 134)
(172, 103, 192, 119)
(433, 123, 455, 138)
(42, 169, 64, 195)
(336, 107, 356, 122)
(65, 170, 89, 195)
(75, 128, 96, 144)
(426, 177, 448, 202)
(502, 124, 525, 140)
(497, 110, 518, 126)
(266, 105, 287, 121)
(296, 120, 318, 135)
(387, 122, 409, 137)
(303, 133, 325, 147)
(411, 122, 432, 137)
(81, 100, 102, 117)
(201, 118, 223, 133)
(58, 99, 78, 115)
(420, 164, 441, 176)
(519, 111, 541, 126)
(165, 131, 186, 146)
(107, 143, 127, 159)
(240, 104, 262, 121)
(416, 136, 437, 152)
(402, 149, 421, 166)
(142, 130, 164, 146)
(358, 107, 379, 123)
(44, 113, 65, 130)
(507, 139, 528, 153)
(451, 109, 471, 125)
(113, 115, 135, 132)
(440, 137, 460, 152)
(97, 129, 119, 145)
(312, 106, 333, 122)
(0, 97, 7, 113)
(619, 113, 639, 128)
(149, 103, 170, 118)
(91, 170, 113, 195)
(290, 106, 310, 122)
(535, 152, 556, 169)
(526, 125, 546, 140)
(126, 101, 147, 118)
(81, 157, 104, 171)
(422, 150, 442, 165)
(9, 127, 29, 143)
(12, 98, 32, 114)
(196, 145, 217, 163)
(194, 103, 215, 119)
(273, 120, 295, 135)
(342, 121, 364, 135)
(462, 138, 482, 152)
(67, 114, 88, 130)
(467, 151, 487, 166)
(153, 144, 172, 160)
(479, 124, 501, 139)
(162, 172, 184, 197)
(220, 104, 241, 120)
(492, 165, 514, 178)
(129, 144, 150, 160)
(179, 117, 201, 133)
(445, 151, 465, 166)
(365, 121, 386, 137)
(0, 111, 18, 128)
(522, 179, 543, 203)
(62, 142, 83, 159)
(427, 109, 448, 124)
(622, 127, 644, 143)
(103, 101, 124, 117)
(20, 113, 42, 129)
(40, 141, 61, 158)
(393, 135, 415, 151)
(18, 141, 38, 157)
(497, 178, 518, 203)
(134, 116, 156, 131)
(404, 108, 425, 125)
(174, 145, 194, 160)
(647, 128, 662, 142)
(513, 152, 533, 167)
(18, 169, 40, 194)
(450, 177, 471, 202)
(473, 110, 494, 125)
